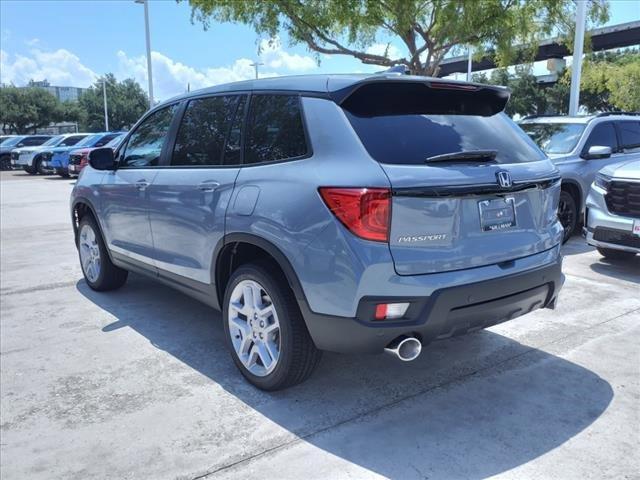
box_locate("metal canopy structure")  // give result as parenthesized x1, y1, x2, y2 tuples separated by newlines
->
(436, 20, 640, 77)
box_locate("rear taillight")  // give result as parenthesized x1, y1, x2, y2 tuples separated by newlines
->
(319, 187, 391, 242)
(79, 153, 89, 168)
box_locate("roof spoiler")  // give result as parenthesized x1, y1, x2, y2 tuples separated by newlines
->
(331, 78, 510, 117)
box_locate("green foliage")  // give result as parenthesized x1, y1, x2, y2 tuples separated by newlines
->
(78, 74, 149, 131)
(186, 0, 608, 75)
(473, 49, 638, 117)
(0, 86, 69, 134)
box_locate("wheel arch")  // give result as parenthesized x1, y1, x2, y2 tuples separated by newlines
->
(213, 233, 308, 315)
(71, 198, 113, 262)
(561, 179, 583, 215)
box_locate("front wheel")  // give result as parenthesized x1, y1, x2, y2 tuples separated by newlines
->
(558, 191, 578, 244)
(222, 262, 321, 390)
(597, 247, 636, 260)
(78, 216, 128, 291)
(0, 155, 11, 170)
(35, 157, 47, 175)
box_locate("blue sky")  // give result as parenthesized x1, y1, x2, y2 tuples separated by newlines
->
(1, 0, 639, 101)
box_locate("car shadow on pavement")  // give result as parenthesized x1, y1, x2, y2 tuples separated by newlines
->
(561, 236, 594, 256)
(77, 275, 613, 479)
(590, 256, 640, 285)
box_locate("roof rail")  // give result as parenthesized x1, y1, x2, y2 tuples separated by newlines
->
(595, 111, 640, 118)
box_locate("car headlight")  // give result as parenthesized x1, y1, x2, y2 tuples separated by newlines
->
(594, 173, 611, 192)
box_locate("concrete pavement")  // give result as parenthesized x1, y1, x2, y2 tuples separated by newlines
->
(1, 170, 638, 479)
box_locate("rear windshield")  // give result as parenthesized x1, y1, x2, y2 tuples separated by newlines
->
(345, 112, 545, 165)
(520, 122, 586, 155)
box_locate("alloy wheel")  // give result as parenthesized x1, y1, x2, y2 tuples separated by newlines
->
(79, 224, 101, 283)
(227, 279, 281, 377)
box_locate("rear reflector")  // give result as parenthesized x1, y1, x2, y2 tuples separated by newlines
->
(374, 302, 410, 320)
(319, 187, 390, 242)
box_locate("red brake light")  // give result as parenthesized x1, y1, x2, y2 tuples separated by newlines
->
(79, 153, 89, 167)
(319, 187, 391, 242)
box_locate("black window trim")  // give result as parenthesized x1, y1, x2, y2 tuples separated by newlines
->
(162, 92, 249, 169)
(240, 92, 313, 168)
(116, 101, 182, 170)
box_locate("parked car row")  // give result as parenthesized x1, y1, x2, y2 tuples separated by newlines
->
(4, 131, 126, 177)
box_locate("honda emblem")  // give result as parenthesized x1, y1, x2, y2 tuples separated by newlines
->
(496, 170, 513, 188)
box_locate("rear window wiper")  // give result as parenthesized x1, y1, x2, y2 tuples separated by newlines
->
(425, 150, 497, 163)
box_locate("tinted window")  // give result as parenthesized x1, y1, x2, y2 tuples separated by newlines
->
(520, 123, 586, 154)
(60, 135, 88, 146)
(172, 95, 240, 166)
(94, 133, 120, 147)
(22, 137, 50, 146)
(583, 122, 618, 153)
(121, 105, 177, 168)
(346, 112, 545, 164)
(618, 121, 640, 151)
(245, 95, 307, 164)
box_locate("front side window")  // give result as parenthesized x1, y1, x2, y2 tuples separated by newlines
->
(618, 121, 640, 152)
(23, 137, 50, 146)
(245, 95, 307, 164)
(121, 104, 178, 168)
(171, 95, 241, 166)
(583, 122, 618, 153)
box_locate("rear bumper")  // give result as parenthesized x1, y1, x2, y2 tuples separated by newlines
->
(302, 257, 563, 354)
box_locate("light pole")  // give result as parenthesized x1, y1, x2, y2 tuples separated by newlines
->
(135, 0, 154, 107)
(466, 46, 473, 82)
(569, 0, 586, 116)
(250, 61, 264, 79)
(102, 78, 109, 131)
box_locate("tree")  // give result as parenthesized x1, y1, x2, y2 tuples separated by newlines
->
(186, 0, 608, 76)
(78, 74, 148, 132)
(0, 86, 68, 134)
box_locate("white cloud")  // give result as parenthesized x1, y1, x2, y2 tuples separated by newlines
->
(116, 50, 280, 101)
(259, 37, 317, 71)
(0, 48, 97, 87)
(366, 43, 402, 60)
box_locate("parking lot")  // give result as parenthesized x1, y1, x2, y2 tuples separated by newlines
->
(0, 169, 638, 479)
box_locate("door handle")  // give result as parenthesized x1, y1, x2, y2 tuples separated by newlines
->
(197, 181, 220, 192)
(135, 180, 149, 191)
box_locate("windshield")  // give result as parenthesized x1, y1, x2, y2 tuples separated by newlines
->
(345, 112, 545, 165)
(74, 134, 101, 147)
(1, 137, 23, 147)
(42, 135, 64, 146)
(106, 134, 125, 148)
(520, 123, 586, 155)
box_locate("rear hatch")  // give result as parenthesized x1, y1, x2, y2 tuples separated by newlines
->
(339, 79, 561, 275)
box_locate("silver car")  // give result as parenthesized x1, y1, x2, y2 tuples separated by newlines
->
(584, 159, 640, 259)
(520, 114, 640, 242)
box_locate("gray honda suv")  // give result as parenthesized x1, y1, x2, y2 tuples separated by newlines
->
(71, 75, 564, 390)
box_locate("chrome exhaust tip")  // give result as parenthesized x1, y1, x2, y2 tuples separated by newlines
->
(384, 336, 422, 362)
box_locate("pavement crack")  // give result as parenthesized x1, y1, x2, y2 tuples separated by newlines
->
(1, 280, 79, 297)
(191, 304, 640, 479)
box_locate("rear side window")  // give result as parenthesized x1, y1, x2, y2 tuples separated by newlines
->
(618, 121, 640, 152)
(121, 104, 177, 168)
(172, 95, 241, 166)
(346, 112, 545, 164)
(583, 122, 618, 153)
(244, 95, 307, 164)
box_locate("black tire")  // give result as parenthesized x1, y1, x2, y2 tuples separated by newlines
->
(0, 155, 11, 171)
(77, 215, 128, 291)
(558, 190, 578, 244)
(35, 157, 46, 175)
(597, 247, 636, 260)
(222, 262, 322, 391)
(24, 165, 36, 174)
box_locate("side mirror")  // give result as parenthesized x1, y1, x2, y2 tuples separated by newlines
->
(583, 145, 612, 159)
(89, 147, 116, 170)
